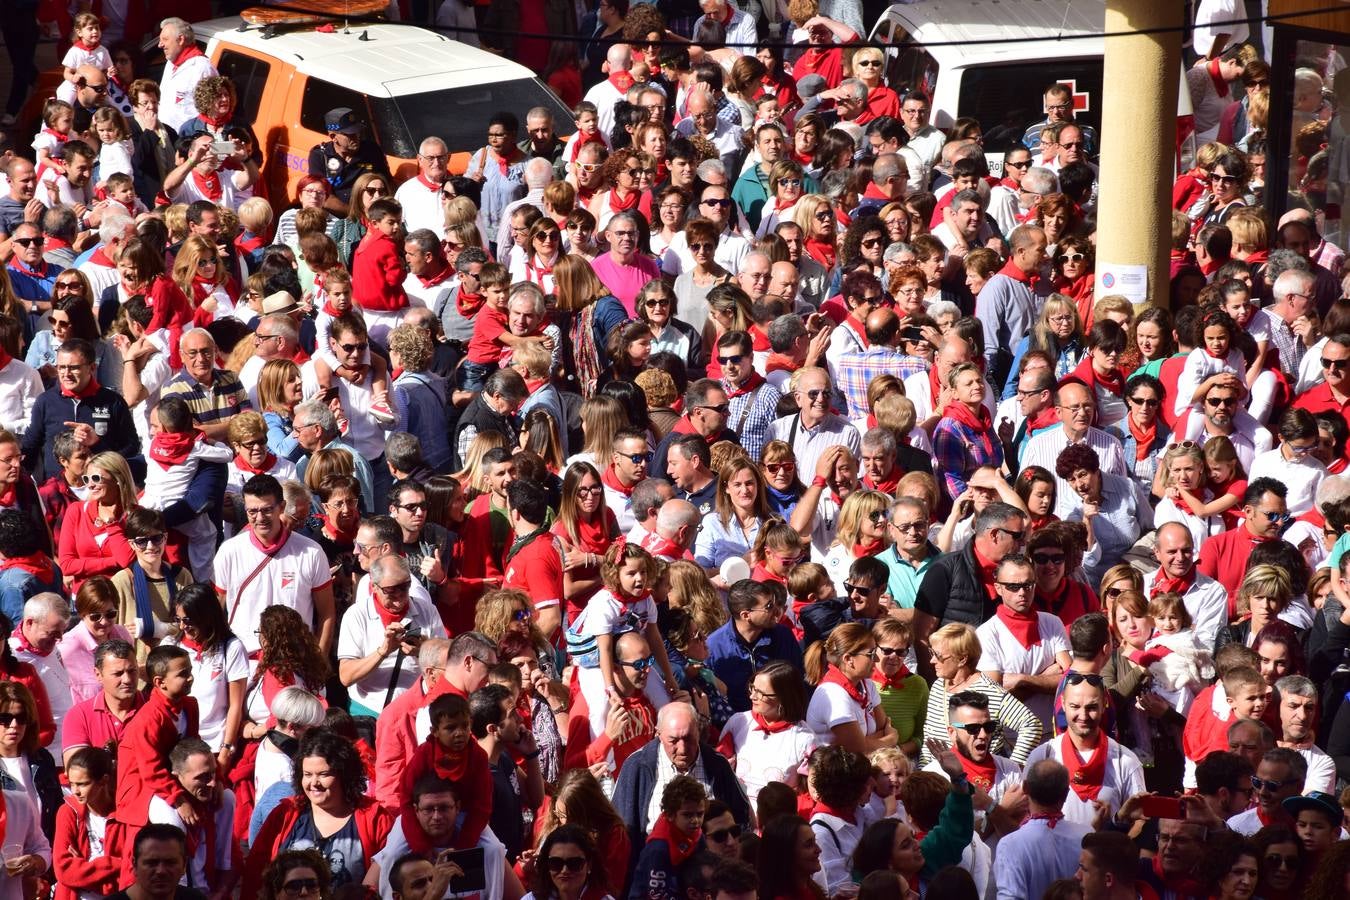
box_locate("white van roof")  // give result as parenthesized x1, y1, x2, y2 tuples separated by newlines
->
(872, 0, 1108, 67)
(195, 17, 539, 97)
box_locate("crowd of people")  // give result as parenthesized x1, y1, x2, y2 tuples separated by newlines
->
(0, 1, 1349, 900)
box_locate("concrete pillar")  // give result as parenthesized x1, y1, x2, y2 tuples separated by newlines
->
(1095, 0, 1184, 308)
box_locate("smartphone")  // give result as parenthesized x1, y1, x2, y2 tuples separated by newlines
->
(211, 140, 236, 157)
(1139, 796, 1183, 820)
(438, 847, 486, 893)
(318, 386, 339, 404)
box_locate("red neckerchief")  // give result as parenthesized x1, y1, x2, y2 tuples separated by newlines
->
(1029, 513, 1057, 530)
(608, 70, 635, 93)
(748, 323, 771, 352)
(1151, 851, 1209, 898)
(601, 465, 636, 497)
(0, 345, 12, 374)
(648, 814, 701, 866)
(189, 168, 223, 202)
(1068, 355, 1124, 397)
(1204, 341, 1230, 360)
(811, 801, 857, 826)
(73, 39, 100, 52)
(234, 232, 265, 255)
(415, 172, 443, 193)
(862, 466, 901, 495)
(456, 290, 485, 317)
(957, 749, 998, 792)
(317, 513, 358, 545)
(765, 352, 797, 374)
(1026, 404, 1059, 434)
(871, 665, 911, 691)
(1208, 58, 1230, 98)
(525, 255, 556, 284)
(1128, 645, 1174, 668)
(724, 371, 766, 399)
(371, 582, 404, 627)
(999, 176, 1020, 191)
(1126, 414, 1157, 461)
(928, 365, 943, 407)
(0, 481, 15, 508)
(751, 711, 794, 734)
(248, 526, 290, 556)
(843, 312, 870, 349)
(997, 258, 1034, 284)
(0, 553, 53, 583)
(852, 537, 883, 558)
(791, 149, 814, 166)
(171, 45, 205, 67)
(995, 603, 1041, 649)
(1024, 811, 1066, 829)
(749, 562, 786, 584)
(11, 625, 52, 658)
(180, 634, 207, 662)
(1151, 566, 1195, 598)
(7, 258, 48, 280)
(671, 416, 721, 445)
(639, 529, 693, 561)
(417, 264, 453, 289)
(1055, 272, 1094, 306)
(197, 110, 230, 130)
(233, 451, 277, 476)
(804, 237, 836, 269)
(1245, 248, 1269, 266)
(494, 146, 523, 176)
(608, 187, 640, 213)
(861, 182, 891, 202)
(973, 543, 1000, 600)
(573, 509, 616, 553)
(432, 739, 470, 781)
(569, 131, 606, 163)
(149, 429, 199, 470)
(1063, 732, 1108, 800)
(43, 234, 71, 254)
(181, 794, 218, 885)
(820, 664, 868, 707)
(41, 126, 69, 146)
(88, 246, 114, 269)
(61, 375, 101, 399)
(942, 400, 995, 457)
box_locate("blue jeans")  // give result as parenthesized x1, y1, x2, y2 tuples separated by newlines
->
(458, 359, 497, 391)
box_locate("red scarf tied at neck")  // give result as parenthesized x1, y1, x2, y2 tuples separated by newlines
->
(941, 400, 996, 458)
(601, 464, 636, 498)
(995, 603, 1041, 649)
(648, 815, 702, 867)
(820, 664, 869, 708)
(11, 624, 53, 658)
(1127, 413, 1158, 462)
(751, 711, 794, 734)
(871, 665, 911, 692)
(60, 375, 101, 399)
(1062, 732, 1107, 801)
(851, 537, 884, 559)
(233, 451, 277, 476)
(957, 750, 998, 792)
(455, 289, 485, 318)
(149, 429, 200, 470)
(0, 553, 53, 583)
(1207, 58, 1231, 98)
(1068, 356, 1123, 398)
(1151, 567, 1195, 598)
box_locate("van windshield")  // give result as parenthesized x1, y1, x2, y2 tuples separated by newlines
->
(370, 80, 575, 158)
(958, 60, 1103, 153)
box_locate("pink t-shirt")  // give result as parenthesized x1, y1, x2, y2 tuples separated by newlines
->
(590, 253, 661, 316)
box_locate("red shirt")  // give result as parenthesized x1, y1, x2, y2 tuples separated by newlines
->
(400, 738, 493, 848)
(855, 84, 901, 124)
(503, 531, 564, 620)
(1182, 683, 1230, 763)
(57, 500, 135, 592)
(1158, 355, 1187, 430)
(62, 690, 142, 757)
(792, 46, 847, 89)
(53, 798, 129, 900)
(373, 678, 427, 810)
(114, 689, 198, 827)
(1197, 527, 1265, 612)
(1293, 382, 1350, 417)
(466, 304, 509, 364)
(351, 228, 409, 312)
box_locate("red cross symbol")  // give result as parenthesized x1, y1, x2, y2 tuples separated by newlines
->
(1059, 80, 1091, 114)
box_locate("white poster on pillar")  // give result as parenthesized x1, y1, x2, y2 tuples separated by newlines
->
(1097, 264, 1148, 304)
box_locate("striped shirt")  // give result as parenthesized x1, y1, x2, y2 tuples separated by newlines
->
(724, 378, 781, 463)
(160, 368, 251, 425)
(919, 673, 1044, 767)
(1019, 424, 1127, 517)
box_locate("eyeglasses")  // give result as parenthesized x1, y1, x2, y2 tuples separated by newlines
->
(997, 580, 1035, 593)
(622, 452, 652, 465)
(1031, 552, 1065, 566)
(855, 59, 882, 67)
(244, 505, 277, 519)
(79, 81, 108, 94)
(195, 257, 218, 269)
(707, 824, 742, 843)
(376, 580, 412, 595)
(1250, 774, 1298, 793)
(0, 713, 28, 727)
(620, 655, 656, 672)
(48, 316, 71, 329)
(535, 232, 560, 242)
(81, 473, 104, 485)
(1060, 141, 1084, 149)
(1058, 253, 1085, 263)
(644, 298, 671, 308)
(86, 611, 117, 623)
(1057, 404, 1094, 414)
(182, 348, 214, 359)
(717, 354, 744, 366)
(486, 131, 510, 139)
(576, 484, 604, 495)
(396, 502, 427, 513)
(12, 237, 43, 248)
(624, 167, 656, 178)
(861, 238, 883, 249)
(689, 242, 716, 252)
(1127, 396, 1159, 407)
(362, 185, 388, 195)
(54, 280, 83, 291)
(547, 856, 588, 874)
(1005, 160, 1031, 170)
(281, 879, 321, 896)
(1210, 174, 1239, 184)
(1064, 671, 1105, 687)
(129, 533, 167, 550)
(1322, 357, 1350, 371)
(777, 178, 802, 188)
(697, 403, 730, 416)
(993, 527, 1025, 542)
(1103, 587, 1128, 600)
(748, 685, 777, 701)
(254, 333, 283, 344)
(952, 721, 996, 735)
(1263, 854, 1298, 870)
(338, 341, 368, 353)
(238, 439, 268, 451)
(891, 520, 926, 533)
(843, 581, 876, 595)
(800, 388, 829, 401)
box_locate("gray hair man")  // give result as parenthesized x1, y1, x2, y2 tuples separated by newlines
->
(1268, 267, 1318, 371)
(1274, 674, 1335, 793)
(157, 17, 216, 131)
(16, 593, 74, 751)
(293, 399, 376, 512)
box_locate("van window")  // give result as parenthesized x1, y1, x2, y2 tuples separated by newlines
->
(299, 78, 372, 138)
(958, 61, 1103, 154)
(874, 22, 939, 100)
(372, 80, 575, 159)
(215, 50, 272, 124)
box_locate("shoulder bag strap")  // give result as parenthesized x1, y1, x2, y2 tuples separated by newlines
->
(227, 545, 281, 626)
(383, 648, 407, 710)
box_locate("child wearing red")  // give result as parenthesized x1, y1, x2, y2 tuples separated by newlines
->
(397, 693, 493, 849)
(54, 747, 126, 900)
(351, 197, 411, 342)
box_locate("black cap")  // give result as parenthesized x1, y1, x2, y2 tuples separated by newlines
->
(325, 108, 363, 135)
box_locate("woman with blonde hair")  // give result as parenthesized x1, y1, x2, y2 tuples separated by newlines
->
(257, 358, 305, 462)
(1152, 442, 1223, 549)
(879, 200, 913, 247)
(1214, 565, 1294, 652)
(1002, 294, 1086, 398)
(804, 621, 896, 754)
(756, 159, 808, 238)
(57, 451, 137, 592)
(555, 254, 626, 398)
(443, 195, 481, 234)
(565, 394, 627, 469)
(793, 194, 839, 271)
(697, 457, 771, 582)
(665, 560, 726, 637)
(225, 411, 299, 532)
(850, 45, 900, 120)
(474, 588, 555, 673)
(551, 461, 618, 607)
(823, 489, 892, 595)
(452, 431, 508, 495)
(173, 234, 235, 319)
(760, 439, 801, 519)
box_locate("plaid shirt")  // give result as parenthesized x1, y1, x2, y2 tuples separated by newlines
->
(933, 414, 1004, 500)
(837, 346, 927, 419)
(1266, 312, 1308, 373)
(160, 368, 251, 425)
(724, 377, 782, 462)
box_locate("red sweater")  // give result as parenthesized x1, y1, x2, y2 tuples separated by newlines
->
(373, 678, 428, 811)
(1182, 684, 1230, 764)
(352, 228, 409, 312)
(115, 688, 198, 827)
(57, 500, 135, 591)
(448, 494, 506, 634)
(1197, 527, 1265, 614)
(243, 795, 393, 899)
(0, 665, 56, 747)
(53, 798, 127, 900)
(399, 737, 492, 849)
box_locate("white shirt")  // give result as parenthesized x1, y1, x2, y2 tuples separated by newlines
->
(141, 439, 234, 511)
(719, 713, 818, 813)
(158, 52, 219, 132)
(582, 79, 626, 147)
(1153, 497, 1223, 553)
(1193, 0, 1249, 58)
(394, 176, 448, 239)
(128, 351, 173, 453)
(1293, 743, 1338, 794)
(1174, 347, 1245, 418)
(147, 790, 235, 889)
(1020, 425, 1128, 517)
(9, 639, 72, 749)
(806, 679, 880, 742)
(338, 576, 445, 712)
(214, 529, 332, 656)
(1166, 411, 1272, 473)
(1142, 568, 1230, 650)
(660, 228, 751, 279)
(301, 359, 390, 459)
(1249, 446, 1326, 516)
(1226, 806, 1266, 836)
(79, 253, 119, 301)
(164, 635, 250, 750)
(674, 117, 745, 168)
(1023, 734, 1146, 825)
(254, 741, 293, 803)
(769, 412, 861, 493)
(976, 612, 1070, 728)
(371, 815, 508, 900)
(0, 359, 42, 435)
(0, 789, 49, 900)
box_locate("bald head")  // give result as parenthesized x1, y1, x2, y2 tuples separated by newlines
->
(687, 90, 712, 115)
(864, 307, 900, 345)
(606, 43, 633, 73)
(768, 261, 797, 300)
(656, 498, 700, 537)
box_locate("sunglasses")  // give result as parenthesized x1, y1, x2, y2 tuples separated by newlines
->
(81, 473, 105, 485)
(1210, 174, 1239, 184)
(801, 388, 829, 401)
(698, 403, 730, 416)
(547, 856, 587, 873)
(952, 721, 996, 735)
(12, 237, 43, 248)
(1031, 552, 1065, 566)
(1058, 253, 1085, 263)
(622, 452, 652, 465)
(707, 825, 742, 843)
(701, 198, 731, 208)
(764, 462, 795, 474)
(396, 502, 427, 513)
(644, 298, 671, 308)
(48, 316, 71, 328)
(993, 527, 1026, 542)
(1322, 357, 1349, 371)
(1250, 774, 1297, 793)
(690, 242, 716, 251)
(0, 712, 28, 726)
(1127, 396, 1159, 407)
(843, 581, 876, 595)
(338, 341, 368, 353)
(716, 354, 744, 365)
(875, 646, 907, 656)
(1263, 854, 1298, 870)
(861, 238, 883, 249)
(997, 580, 1035, 593)
(1205, 397, 1238, 408)
(1005, 160, 1031, 169)
(281, 879, 320, 896)
(130, 533, 167, 550)
(1064, 671, 1105, 687)
(868, 509, 888, 524)
(621, 655, 656, 672)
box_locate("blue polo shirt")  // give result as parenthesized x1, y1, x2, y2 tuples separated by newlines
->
(705, 620, 804, 712)
(876, 543, 940, 609)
